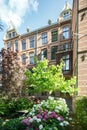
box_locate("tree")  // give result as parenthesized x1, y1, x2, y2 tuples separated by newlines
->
(1, 49, 27, 98)
(24, 59, 76, 96)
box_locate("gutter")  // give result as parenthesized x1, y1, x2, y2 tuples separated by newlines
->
(76, 0, 78, 91)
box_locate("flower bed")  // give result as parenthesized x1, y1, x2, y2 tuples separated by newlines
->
(22, 96, 71, 130)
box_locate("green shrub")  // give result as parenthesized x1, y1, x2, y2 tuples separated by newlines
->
(0, 118, 3, 130)
(3, 118, 26, 130)
(0, 98, 8, 116)
(7, 97, 33, 112)
(0, 97, 34, 117)
(75, 96, 87, 130)
(22, 96, 70, 130)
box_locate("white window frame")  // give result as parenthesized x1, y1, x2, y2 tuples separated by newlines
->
(29, 52, 34, 64)
(62, 26, 69, 39)
(29, 37, 35, 48)
(41, 33, 47, 45)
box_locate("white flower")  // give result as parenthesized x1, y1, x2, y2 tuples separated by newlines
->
(37, 118, 41, 123)
(39, 124, 43, 130)
(63, 121, 69, 126)
(55, 109, 59, 113)
(48, 96, 54, 100)
(59, 122, 64, 126)
(33, 116, 37, 120)
(32, 108, 35, 112)
(57, 117, 61, 121)
(69, 117, 72, 121)
(29, 118, 33, 123)
(33, 104, 37, 107)
(48, 111, 52, 115)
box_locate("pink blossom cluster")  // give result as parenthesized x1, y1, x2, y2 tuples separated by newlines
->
(22, 109, 64, 129)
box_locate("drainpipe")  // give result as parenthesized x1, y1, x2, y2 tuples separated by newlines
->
(76, 0, 78, 93)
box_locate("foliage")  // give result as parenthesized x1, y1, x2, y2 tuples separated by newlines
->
(0, 118, 3, 130)
(0, 97, 34, 117)
(0, 98, 8, 116)
(2, 118, 26, 130)
(75, 96, 87, 130)
(25, 59, 76, 96)
(1, 49, 27, 98)
(7, 97, 34, 113)
(22, 96, 71, 130)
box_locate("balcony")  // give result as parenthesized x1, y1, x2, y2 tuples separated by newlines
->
(57, 43, 73, 53)
(56, 44, 73, 77)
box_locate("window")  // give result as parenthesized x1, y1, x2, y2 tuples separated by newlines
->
(0, 63, 2, 72)
(22, 39, 26, 50)
(51, 30, 58, 42)
(29, 37, 34, 48)
(8, 32, 16, 39)
(12, 32, 16, 37)
(7, 42, 10, 50)
(41, 49, 47, 60)
(51, 46, 58, 60)
(62, 43, 70, 51)
(41, 33, 47, 44)
(8, 33, 11, 38)
(62, 54, 70, 71)
(14, 40, 18, 51)
(29, 52, 34, 64)
(62, 27, 69, 39)
(63, 12, 70, 20)
(21, 54, 26, 63)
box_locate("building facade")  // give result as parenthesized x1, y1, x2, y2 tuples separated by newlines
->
(3, 0, 87, 97)
(4, 2, 72, 79)
(72, 0, 87, 95)
(0, 51, 2, 88)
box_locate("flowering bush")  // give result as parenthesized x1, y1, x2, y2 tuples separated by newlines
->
(22, 96, 71, 130)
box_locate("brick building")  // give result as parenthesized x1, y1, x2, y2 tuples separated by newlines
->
(3, 0, 87, 96)
(4, 1, 72, 79)
(72, 0, 87, 95)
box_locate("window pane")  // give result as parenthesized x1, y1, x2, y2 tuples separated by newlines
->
(42, 33, 47, 44)
(62, 43, 70, 51)
(51, 30, 58, 42)
(12, 32, 16, 37)
(62, 54, 70, 71)
(22, 40, 26, 50)
(51, 46, 58, 60)
(29, 53, 34, 64)
(8, 33, 11, 38)
(7, 42, 10, 50)
(29, 37, 34, 48)
(15, 40, 18, 51)
(62, 27, 69, 39)
(21, 54, 26, 63)
(66, 60, 69, 70)
(41, 49, 47, 60)
(63, 12, 70, 20)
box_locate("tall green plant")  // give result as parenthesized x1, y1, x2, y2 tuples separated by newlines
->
(75, 96, 87, 129)
(25, 59, 76, 96)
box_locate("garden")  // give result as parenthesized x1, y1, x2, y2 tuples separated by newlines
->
(0, 59, 87, 130)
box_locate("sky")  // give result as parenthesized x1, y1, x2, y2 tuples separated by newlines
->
(0, 0, 72, 50)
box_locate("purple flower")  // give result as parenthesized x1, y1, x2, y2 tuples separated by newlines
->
(22, 118, 30, 126)
(37, 114, 42, 119)
(49, 112, 58, 118)
(57, 116, 64, 121)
